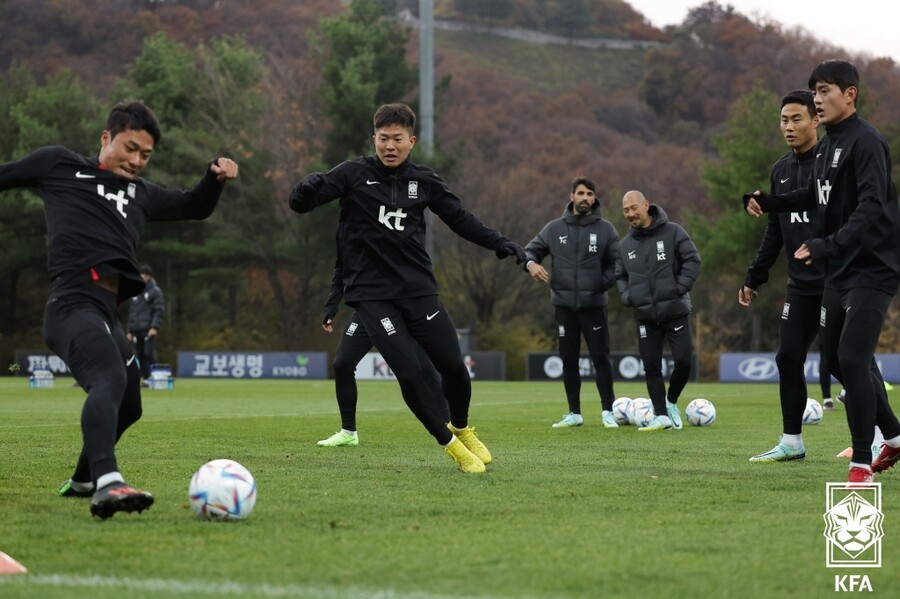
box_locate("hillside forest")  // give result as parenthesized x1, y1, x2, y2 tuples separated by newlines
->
(0, 0, 898, 379)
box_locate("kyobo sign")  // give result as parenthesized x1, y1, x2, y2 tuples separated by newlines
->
(177, 352, 328, 379)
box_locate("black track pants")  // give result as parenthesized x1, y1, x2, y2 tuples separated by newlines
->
(43, 284, 143, 485)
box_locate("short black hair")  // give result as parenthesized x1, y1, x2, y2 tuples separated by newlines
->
(571, 177, 596, 194)
(781, 89, 817, 118)
(140, 264, 154, 276)
(373, 103, 416, 135)
(808, 59, 859, 99)
(107, 101, 161, 145)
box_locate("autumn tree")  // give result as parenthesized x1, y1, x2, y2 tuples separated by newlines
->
(310, 0, 417, 165)
(691, 83, 784, 353)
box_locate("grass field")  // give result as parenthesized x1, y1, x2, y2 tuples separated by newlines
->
(0, 377, 896, 598)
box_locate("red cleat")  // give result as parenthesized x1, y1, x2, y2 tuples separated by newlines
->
(848, 467, 874, 484)
(871, 444, 900, 473)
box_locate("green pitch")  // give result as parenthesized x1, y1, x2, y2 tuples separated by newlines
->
(0, 378, 896, 598)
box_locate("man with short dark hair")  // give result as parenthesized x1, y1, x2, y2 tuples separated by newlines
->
(742, 90, 826, 463)
(0, 101, 239, 517)
(127, 264, 165, 384)
(744, 59, 900, 483)
(289, 103, 525, 473)
(524, 177, 620, 429)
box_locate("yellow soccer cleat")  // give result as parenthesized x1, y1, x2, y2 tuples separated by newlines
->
(444, 437, 486, 473)
(447, 423, 492, 465)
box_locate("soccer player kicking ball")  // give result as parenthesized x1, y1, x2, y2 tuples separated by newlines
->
(290, 103, 525, 473)
(0, 102, 239, 517)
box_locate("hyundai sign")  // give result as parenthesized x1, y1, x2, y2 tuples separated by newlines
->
(719, 353, 900, 383)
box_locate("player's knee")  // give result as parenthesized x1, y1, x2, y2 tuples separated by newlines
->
(394, 363, 431, 388)
(837, 352, 868, 377)
(91, 365, 128, 398)
(673, 358, 692, 374)
(775, 350, 803, 371)
(333, 357, 357, 380)
(119, 400, 143, 428)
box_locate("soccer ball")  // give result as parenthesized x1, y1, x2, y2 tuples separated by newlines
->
(634, 405, 655, 428)
(803, 398, 823, 425)
(631, 397, 656, 426)
(685, 399, 716, 426)
(612, 397, 632, 425)
(625, 399, 639, 426)
(189, 459, 257, 520)
(629, 398, 652, 425)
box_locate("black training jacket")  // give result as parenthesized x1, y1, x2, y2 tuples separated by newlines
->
(744, 147, 825, 295)
(0, 146, 225, 302)
(290, 155, 507, 302)
(127, 277, 165, 332)
(524, 201, 619, 310)
(754, 114, 900, 294)
(615, 205, 701, 324)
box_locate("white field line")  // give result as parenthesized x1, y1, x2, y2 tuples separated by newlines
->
(0, 573, 529, 599)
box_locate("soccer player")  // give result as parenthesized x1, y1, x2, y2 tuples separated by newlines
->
(289, 103, 525, 473)
(741, 90, 826, 462)
(744, 59, 900, 483)
(615, 190, 701, 431)
(523, 177, 620, 429)
(0, 101, 239, 517)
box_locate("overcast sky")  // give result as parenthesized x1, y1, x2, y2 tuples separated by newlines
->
(625, 0, 900, 63)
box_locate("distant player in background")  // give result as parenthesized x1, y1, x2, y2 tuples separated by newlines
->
(524, 177, 620, 429)
(0, 101, 239, 517)
(318, 238, 449, 447)
(289, 103, 526, 473)
(740, 90, 828, 463)
(744, 59, 900, 483)
(616, 190, 701, 431)
(127, 264, 165, 385)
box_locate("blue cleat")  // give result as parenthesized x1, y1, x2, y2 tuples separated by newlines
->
(749, 442, 806, 462)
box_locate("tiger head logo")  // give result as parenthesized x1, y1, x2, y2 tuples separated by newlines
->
(823, 491, 884, 558)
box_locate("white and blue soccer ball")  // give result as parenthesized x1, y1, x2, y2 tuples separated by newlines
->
(189, 459, 257, 520)
(634, 405, 656, 428)
(625, 399, 640, 426)
(803, 398, 823, 425)
(686, 398, 716, 426)
(612, 397, 633, 425)
(629, 398, 652, 425)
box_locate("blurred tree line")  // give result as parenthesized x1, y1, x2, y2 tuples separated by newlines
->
(1, 0, 897, 379)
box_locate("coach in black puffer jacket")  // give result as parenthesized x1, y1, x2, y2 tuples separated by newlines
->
(523, 177, 620, 428)
(616, 191, 700, 430)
